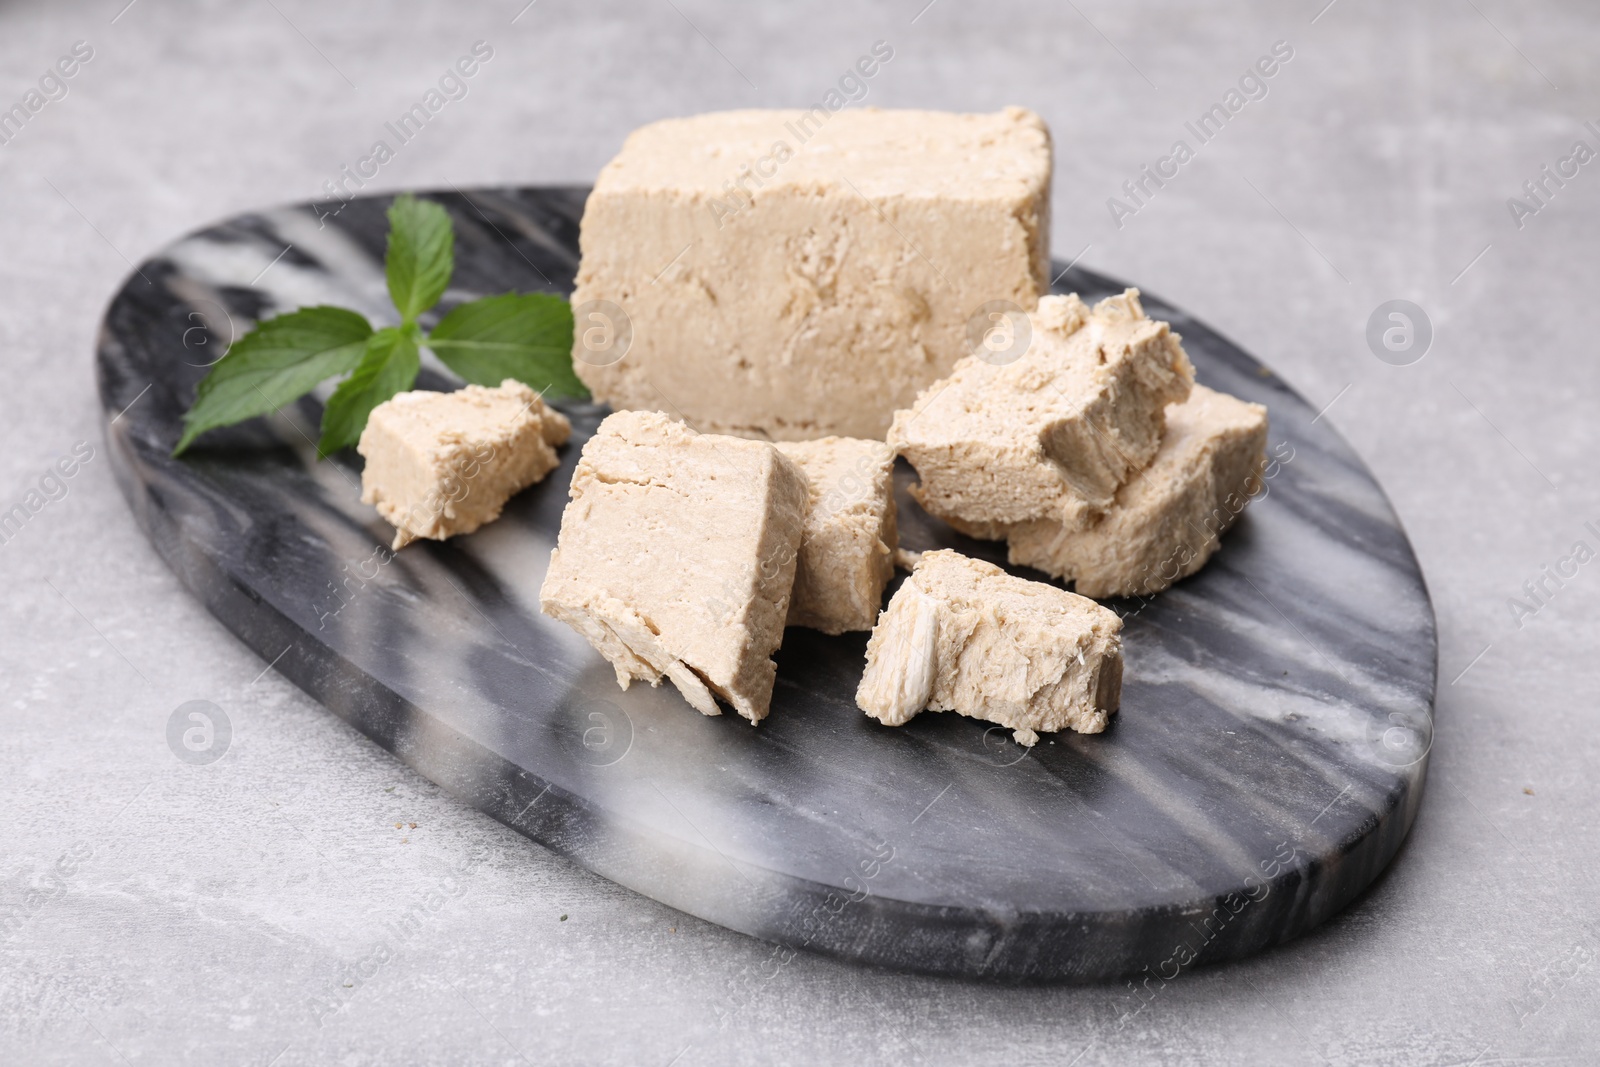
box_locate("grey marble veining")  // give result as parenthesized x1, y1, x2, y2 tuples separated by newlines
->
(96, 186, 1436, 982)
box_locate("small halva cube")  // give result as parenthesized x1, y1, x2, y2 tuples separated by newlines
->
(856, 549, 1123, 745)
(539, 410, 808, 723)
(1005, 385, 1269, 598)
(889, 290, 1194, 532)
(358, 380, 570, 551)
(774, 437, 898, 635)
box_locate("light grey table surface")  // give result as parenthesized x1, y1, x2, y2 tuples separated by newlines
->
(3, 0, 1597, 1063)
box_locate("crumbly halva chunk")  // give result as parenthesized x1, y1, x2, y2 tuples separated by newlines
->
(774, 437, 898, 635)
(889, 289, 1194, 530)
(538, 410, 808, 723)
(856, 549, 1123, 745)
(571, 107, 1053, 440)
(1005, 385, 1269, 598)
(358, 379, 571, 551)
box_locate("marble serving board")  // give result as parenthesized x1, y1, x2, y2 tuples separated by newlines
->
(96, 186, 1436, 983)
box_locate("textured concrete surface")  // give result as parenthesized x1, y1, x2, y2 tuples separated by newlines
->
(2, 0, 1597, 1063)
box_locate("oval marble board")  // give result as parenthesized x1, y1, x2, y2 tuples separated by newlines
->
(97, 186, 1436, 982)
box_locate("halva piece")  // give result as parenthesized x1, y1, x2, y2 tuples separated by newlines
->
(889, 290, 1194, 531)
(1005, 385, 1269, 598)
(774, 437, 898, 635)
(358, 379, 571, 551)
(570, 107, 1052, 440)
(538, 410, 808, 723)
(856, 549, 1123, 745)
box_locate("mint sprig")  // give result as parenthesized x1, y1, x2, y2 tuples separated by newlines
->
(173, 193, 587, 458)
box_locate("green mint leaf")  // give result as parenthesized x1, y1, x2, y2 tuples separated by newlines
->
(425, 292, 588, 399)
(385, 194, 454, 324)
(317, 325, 422, 455)
(173, 306, 373, 456)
